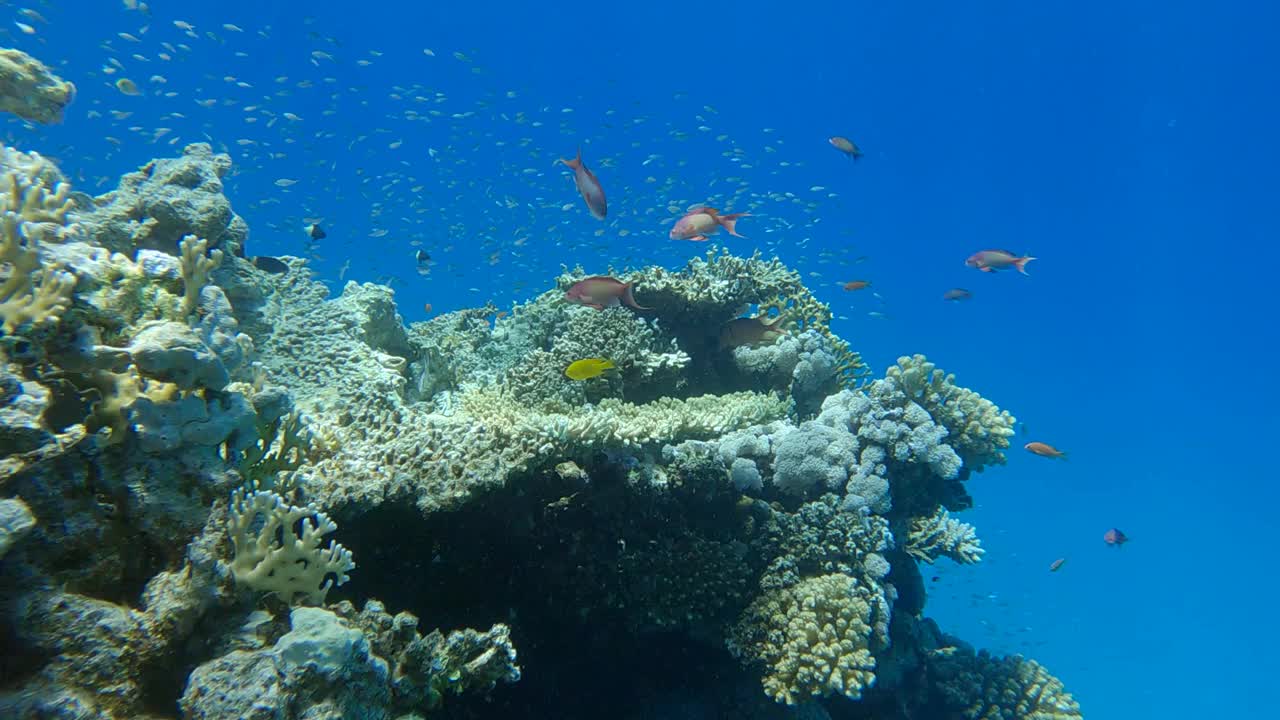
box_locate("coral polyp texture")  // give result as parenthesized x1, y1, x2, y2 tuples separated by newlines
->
(0, 141, 1082, 719)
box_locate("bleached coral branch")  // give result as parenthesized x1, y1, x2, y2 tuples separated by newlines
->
(0, 211, 75, 334)
(228, 488, 355, 606)
(906, 506, 984, 565)
(179, 234, 222, 317)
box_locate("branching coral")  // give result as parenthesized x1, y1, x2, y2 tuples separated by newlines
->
(179, 234, 222, 318)
(906, 506, 985, 565)
(729, 572, 887, 705)
(882, 355, 1017, 472)
(228, 487, 355, 606)
(0, 166, 77, 334)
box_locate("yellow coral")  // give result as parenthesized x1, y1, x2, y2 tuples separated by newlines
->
(0, 211, 74, 334)
(179, 234, 222, 317)
(907, 506, 985, 565)
(731, 573, 885, 705)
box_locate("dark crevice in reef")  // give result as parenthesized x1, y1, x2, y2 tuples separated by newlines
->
(333, 461, 761, 719)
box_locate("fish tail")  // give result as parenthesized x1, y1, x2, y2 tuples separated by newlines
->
(560, 147, 583, 170)
(1015, 256, 1037, 275)
(622, 283, 651, 310)
(719, 212, 750, 237)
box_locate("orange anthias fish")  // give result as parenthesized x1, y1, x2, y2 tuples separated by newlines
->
(828, 136, 863, 159)
(719, 313, 786, 349)
(564, 276, 649, 311)
(669, 207, 749, 242)
(843, 280, 871, 292)
(966, 249, 1036, 275)
(560, 147, 607, 220)
(1024, 441, 1067, 460)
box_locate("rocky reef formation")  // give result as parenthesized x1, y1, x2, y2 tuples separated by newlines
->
(0, 139, 1081, 720)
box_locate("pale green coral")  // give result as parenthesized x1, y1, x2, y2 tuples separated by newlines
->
(729, 572, 886, 705)
(884, 354, 1016, 472)
(907, 506, 985, 565)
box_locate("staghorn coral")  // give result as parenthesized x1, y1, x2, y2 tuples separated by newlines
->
(729, 572, 887, 705)
(929, 646, 1083, 720)
(0, 47, 75, 124)
(906, 506, 985, 565)
(227, 487, 355, 606)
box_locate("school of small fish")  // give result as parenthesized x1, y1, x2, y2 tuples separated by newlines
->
(2, 3, 1119, 599)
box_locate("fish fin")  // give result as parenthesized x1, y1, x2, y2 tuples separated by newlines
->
(560, 147, 582, 170)
(1015, 256, 1037, 276)
(622, 283, 651, 311)
(979, 266, 995, 273)
(689, 234, 709, 242)
(718, 212, 749, 237)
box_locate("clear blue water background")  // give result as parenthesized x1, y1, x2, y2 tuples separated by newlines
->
(5, 2, 1278, 717)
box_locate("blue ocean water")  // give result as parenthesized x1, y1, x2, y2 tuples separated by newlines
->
(5, 1, 1277, 717)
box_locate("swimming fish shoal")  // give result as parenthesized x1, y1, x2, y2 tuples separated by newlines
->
(565, 358, 615, 381)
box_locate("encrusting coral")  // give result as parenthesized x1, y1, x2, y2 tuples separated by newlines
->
(0, 47, 75, 125)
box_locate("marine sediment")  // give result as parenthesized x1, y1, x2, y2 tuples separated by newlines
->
(0, 141, 1080, 719)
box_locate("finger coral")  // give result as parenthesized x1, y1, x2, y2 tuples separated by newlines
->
(0, 211, 75, 334)
(729, 572, 888, 705)
(929, 646, 1083, 720)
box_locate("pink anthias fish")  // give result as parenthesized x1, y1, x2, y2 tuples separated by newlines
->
(560, 147, 607, 220)
(965, 249, 1036, 275)
(669, 207, 750, 242)
(564, 276, 649, 310)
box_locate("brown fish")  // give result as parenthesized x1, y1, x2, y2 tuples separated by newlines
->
(560, 147, 607, 220)
(1024, 441, 1067, 459)
(843, 280, 871, 292)
(720, 313, 786, 349)
(564, 275, 648, 310)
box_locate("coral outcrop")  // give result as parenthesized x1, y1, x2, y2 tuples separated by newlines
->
(0, 140, 1081, 720)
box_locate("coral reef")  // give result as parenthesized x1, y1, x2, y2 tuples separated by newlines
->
(0, 141, 1083, 720)
(0, 48, 75, 124)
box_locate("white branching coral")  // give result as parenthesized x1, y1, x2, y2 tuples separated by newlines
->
(907, 507, 985, 565)
(228, 487, 355, 606)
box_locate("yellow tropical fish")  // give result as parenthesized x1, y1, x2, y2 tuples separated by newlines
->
(565, 358, 615, 381)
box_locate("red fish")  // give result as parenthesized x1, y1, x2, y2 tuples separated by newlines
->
(560, 147, 607, 220)
(565, 276, 648, 311)
(965, 249, 1036, 275)
(943, 288, 972, 301)
(1103, 528, 1128, 547)
(843, 280, 871, 292)
(669, 206, 749, 242)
